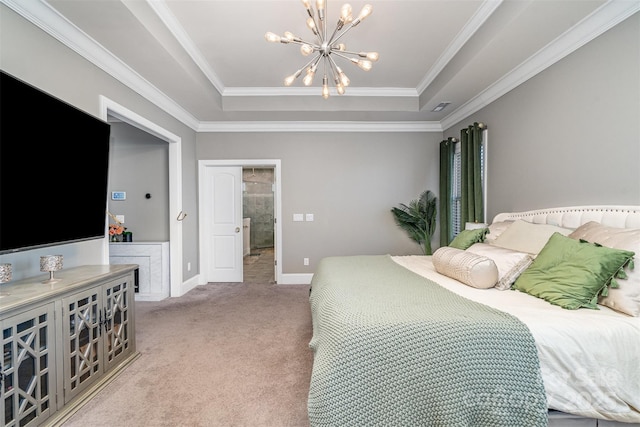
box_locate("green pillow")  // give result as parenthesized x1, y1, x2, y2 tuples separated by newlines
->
(449, 228, 489, 250)
(513, 232, 634, 310)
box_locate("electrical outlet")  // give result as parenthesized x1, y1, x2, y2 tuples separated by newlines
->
(304, 258, 309, 266)
(305, 213, 314, 222)
(115, 215, 125, 223)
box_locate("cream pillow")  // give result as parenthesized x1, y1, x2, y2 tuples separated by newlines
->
(466, 243, 534, 290)
(491, 219, 573, 255)
(484, 221, 514, 244)
(569, 221, 640, 316)
(432, 246, 498, 289)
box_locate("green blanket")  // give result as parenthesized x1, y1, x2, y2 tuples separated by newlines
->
(308, 255, 548, 427)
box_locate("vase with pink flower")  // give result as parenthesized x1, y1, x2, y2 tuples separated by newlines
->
(109, 223, 126, 242)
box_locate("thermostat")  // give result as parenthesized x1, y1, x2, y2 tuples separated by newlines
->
(111, 191, 126, 201)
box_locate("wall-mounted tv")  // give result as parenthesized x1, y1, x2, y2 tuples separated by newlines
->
(0, 70, 111, 254)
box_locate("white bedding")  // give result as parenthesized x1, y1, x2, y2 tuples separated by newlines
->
(392, 255, 640, 424)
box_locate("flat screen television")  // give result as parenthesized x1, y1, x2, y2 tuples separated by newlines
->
(0, 70, 111, 254)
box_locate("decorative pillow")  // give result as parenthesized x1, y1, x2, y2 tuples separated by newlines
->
(484, 220, 514, 244)
(491, 219, 573, 255)
(569, 221, 640, 316)
(432, 246, 498, 289)
(448, 228, 489, 250)
(466, 243, 534, 290)
(513, 232, 635, 310)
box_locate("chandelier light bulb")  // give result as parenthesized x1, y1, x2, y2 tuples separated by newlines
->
(334, 77, 345, 95)
(358, 4, 373, 21)
(303, 74, 314, 86)
(322, 75, 330, 99)
(284, 69, 302, 86)
(302, 0, 312, 9)
(306, 17, 319, 35)
(341, 4, 353, 21)
(316, 0, 325, 12)
(303, 65, 317, 86)
(300, 44, 314, 56)
(335, 43, 347, 51)
(351, 58, 372, 71)
(265, 32, 281, 43)
(363, 51, 379, 61)
(284, 32, 300, 42)
(339, 71, 350, 87)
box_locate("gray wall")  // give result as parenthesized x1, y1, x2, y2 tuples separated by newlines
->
(0, 4, 199, 282)
(197, 132, 441, 273)
(2, 2, 638, 282)
(444, 13, 640, 221)
(108, 122, 170, 242)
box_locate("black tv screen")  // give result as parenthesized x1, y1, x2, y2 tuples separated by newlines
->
(0, 70, 111, 254)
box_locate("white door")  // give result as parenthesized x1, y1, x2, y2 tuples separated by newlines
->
(206, 166, 243, 282)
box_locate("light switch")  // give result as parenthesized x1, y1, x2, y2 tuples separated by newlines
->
(306, 213, 314, 222)
(293, 213, 304, 222)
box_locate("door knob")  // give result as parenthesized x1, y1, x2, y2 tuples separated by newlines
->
(235, 227, 240, 233)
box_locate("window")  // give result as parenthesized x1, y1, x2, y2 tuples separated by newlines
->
(450, 129, 487, 236)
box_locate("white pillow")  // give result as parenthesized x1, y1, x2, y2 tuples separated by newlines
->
(491, 219, 573, 255)
(569, 221, 640, 316)
(466, 243, 534, 290)
(432, 246, 498, 289)
(484, 221, 514, 244)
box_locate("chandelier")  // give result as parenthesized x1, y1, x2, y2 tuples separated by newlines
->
(265, 1, 378, 99)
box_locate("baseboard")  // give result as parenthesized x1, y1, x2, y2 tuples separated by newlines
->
(179, 274, 201, 296)
(278, 273, 313, 285)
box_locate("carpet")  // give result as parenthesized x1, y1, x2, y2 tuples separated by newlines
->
(61, 282, 313, 427)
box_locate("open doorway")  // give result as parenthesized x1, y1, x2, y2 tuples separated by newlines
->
(242, 167, 275, 283)
(100, 96, 184, 297)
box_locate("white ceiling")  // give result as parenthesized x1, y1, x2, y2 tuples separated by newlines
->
(5, 0, 639, 131)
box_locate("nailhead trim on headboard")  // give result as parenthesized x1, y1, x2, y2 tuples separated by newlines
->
(492, 206, 640, 229)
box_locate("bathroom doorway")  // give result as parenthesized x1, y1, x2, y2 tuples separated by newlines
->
(242, 167, 275, 283)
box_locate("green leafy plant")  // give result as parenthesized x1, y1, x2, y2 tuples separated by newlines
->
(391, 190, 437, 255)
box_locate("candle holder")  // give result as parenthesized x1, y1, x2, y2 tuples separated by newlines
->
(0, 263, 13, 296)
(40, 255, 63, 283)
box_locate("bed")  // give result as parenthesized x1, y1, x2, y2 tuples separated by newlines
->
(308, 206, 640, 427)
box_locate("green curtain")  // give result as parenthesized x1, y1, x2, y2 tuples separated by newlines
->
(460, 122, 484, 226)
(439, 139, 455, 246)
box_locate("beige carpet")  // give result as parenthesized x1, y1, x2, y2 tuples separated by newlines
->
(61, 282, 313, 427)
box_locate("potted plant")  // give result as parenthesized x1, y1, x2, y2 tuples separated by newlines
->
(391, 190, 437, 255)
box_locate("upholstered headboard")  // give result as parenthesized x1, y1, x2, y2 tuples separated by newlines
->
(492, 206, 640, 229)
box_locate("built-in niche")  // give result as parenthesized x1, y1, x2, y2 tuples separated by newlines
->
(242, 168, 274, 250)
(107, 120, 169, 242)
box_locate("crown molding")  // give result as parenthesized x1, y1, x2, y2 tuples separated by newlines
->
(147, 0, 225, 94)
(4, 0, 637, 134)
(197, 121, 442, 133)
(416, 0, 503, 94)
(223, 86, 418, 98)
(440, 0, 640, 130)
(2, 0, 201, 130)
